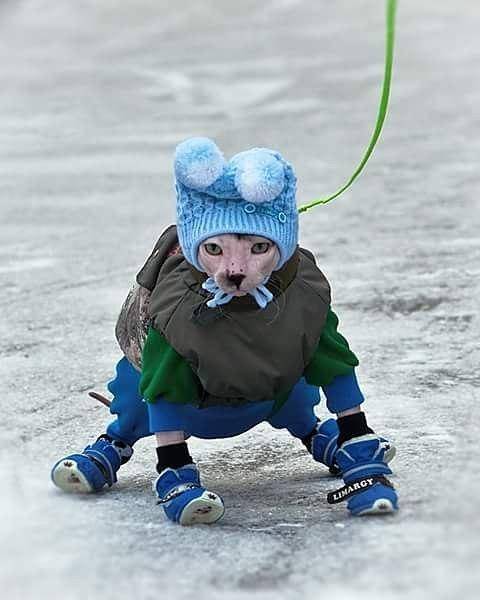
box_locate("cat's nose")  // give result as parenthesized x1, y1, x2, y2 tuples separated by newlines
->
(227, 273, 246, 288)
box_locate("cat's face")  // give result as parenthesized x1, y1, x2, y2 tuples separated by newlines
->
(197, 234, 280, 296)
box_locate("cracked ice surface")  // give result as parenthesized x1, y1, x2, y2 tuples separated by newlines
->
(1, 1, 479, 599)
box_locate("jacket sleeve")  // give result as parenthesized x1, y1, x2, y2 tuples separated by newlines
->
(139, 326, 201, 404)
(303, 308, 359, 387)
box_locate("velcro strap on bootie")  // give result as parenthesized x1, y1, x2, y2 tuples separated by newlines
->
(157, 483, 200, 504)
(327, 475, 395, 504)
(83, 439, 123, 486)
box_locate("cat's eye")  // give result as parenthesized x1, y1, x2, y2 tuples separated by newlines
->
(251, 242, 271, 254)
(204, 243, 222, 256)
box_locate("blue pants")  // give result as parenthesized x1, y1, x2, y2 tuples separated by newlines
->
(106, 357, 364, 445)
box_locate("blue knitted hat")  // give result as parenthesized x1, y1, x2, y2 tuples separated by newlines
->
(174, 137, 298, 272)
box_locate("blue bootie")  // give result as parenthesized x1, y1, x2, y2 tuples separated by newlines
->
(154, 464, 225, 526)
(309, 419, 341, 472)
(309, 420, 396, 476)
(329, 434, 398, 515)
(51, 436, 133, 493)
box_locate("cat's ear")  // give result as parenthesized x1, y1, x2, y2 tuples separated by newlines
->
(174, 137, 226, 191)
(232, 149, 285, 203)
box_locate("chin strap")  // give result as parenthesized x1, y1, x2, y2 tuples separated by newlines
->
(202, 277, 274, 309)
(248, 283, 274, 309)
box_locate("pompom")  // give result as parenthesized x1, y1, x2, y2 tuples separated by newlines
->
(233, 149, 285, 203)
(174, 137, 225, 190)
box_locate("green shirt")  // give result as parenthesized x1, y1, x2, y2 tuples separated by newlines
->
(139, 308, 358, 412)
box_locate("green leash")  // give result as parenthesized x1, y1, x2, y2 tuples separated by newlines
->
(298, 0, 397, 214)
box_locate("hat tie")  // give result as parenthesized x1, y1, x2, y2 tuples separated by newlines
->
(202, 277, 273, 310)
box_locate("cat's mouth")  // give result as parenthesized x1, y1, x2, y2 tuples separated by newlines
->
(218, 280, 266, 297)
(217, 284, 248, 296)
(215, 272, 272, 297)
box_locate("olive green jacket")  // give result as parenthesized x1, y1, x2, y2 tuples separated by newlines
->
(115, 226, 358, 409)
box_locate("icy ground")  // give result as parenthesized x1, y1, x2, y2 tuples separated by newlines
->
(1, 1, 479, 598)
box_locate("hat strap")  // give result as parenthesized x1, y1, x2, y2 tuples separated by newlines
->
(202, 277, 274, 310)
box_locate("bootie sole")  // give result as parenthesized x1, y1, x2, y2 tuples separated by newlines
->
(51, 458, 96, 493)
(356, 498, 396, 516)
(178, 491, 225, 526)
